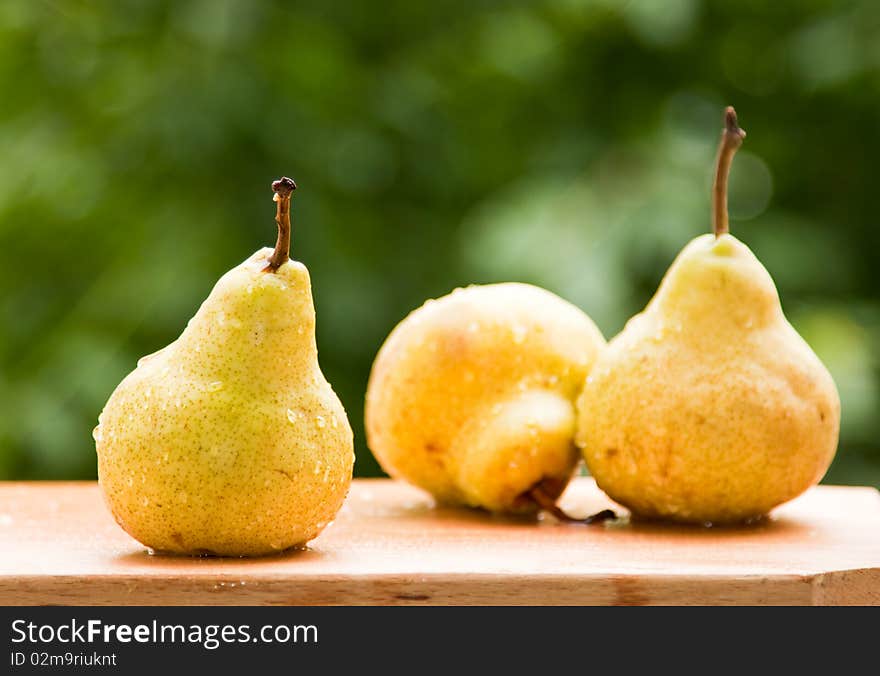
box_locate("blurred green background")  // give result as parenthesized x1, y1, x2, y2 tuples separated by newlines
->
(0, 0, 878, 485)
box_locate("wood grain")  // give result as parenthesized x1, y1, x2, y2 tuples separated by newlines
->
(0, 478, 878, 605)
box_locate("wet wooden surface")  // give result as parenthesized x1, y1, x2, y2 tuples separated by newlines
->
(1, 478, 878, 605)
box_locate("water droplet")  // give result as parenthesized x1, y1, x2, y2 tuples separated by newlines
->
(92, 425, 102, 443)
(323, 466, 330, 482)
(548, 375, 559, 386)
(512, 324, 527, 344)
(194, 345, 201, 353)
(140, 473, 146, 484)
(216, 311, 226, 326)
(269, 542, 283, 550)
(297, 326, 304, 335)
(163, 452, 169, 462)
(264, 478, 271, 487)
(331, 414, 338, 428)
(315, 415, 326, 428)
(142, 497, 150, 507)
(247, 285, 254, 294)
(287, 408, 298, 424)
(313, 461, 322, 476)
(207, 381, 224, 392)
(174, 399, 182, 409)
(126, 477, 134, 487)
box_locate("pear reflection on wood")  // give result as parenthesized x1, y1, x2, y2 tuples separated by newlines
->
(94, 178, 354, 556)
(576, 108, 840, 524)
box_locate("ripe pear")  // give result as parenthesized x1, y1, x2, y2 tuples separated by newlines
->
(577, 108, 840, 524)
(94, 178, 354, 556)
(366, 283, 607, 516)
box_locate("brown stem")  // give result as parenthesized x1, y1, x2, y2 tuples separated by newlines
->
(712, 106, 746, 237)
(529, 485, 616, 525)
(264, 176, 297, 272)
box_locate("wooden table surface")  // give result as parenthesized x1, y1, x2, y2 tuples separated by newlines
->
(1, 478, 878, 605)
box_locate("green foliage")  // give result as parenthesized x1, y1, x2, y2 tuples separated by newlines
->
(1, 0, 878, 485)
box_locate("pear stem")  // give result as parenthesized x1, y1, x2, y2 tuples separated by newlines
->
(529, 485, 617, 525)
(264, 176, 297, 272)
(712, 106, 746, 238)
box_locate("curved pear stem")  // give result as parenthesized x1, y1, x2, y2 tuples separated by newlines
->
(264, 176, 297, 272)
(529, 485, 617, 525)
(712, 106, 746, 237)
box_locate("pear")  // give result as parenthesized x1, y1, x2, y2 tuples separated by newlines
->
(576, 108, 840, 524)
(94, 178, 354, 556)
(366, 283, 610, 518)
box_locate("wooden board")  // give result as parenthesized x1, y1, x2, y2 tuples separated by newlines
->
(0, 478, 878, 605)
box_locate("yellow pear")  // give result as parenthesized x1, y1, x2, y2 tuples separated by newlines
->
(577, 108, 840, 524)
(366, 283, 606, 515)
(95, 178, 354, 555)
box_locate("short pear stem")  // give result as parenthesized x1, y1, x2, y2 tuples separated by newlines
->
(264, 176, 297, 272)
(712, 107, 746, 237)
(529, 485, 616, 525)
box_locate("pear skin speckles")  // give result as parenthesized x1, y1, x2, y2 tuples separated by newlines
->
(577, 235, 840, 524)
(95, 251, 354, 556)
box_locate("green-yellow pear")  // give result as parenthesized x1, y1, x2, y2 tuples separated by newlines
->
(366, 283, 609, 517)
(577, 108, 840, 524)
(95, 178, 354, 556)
